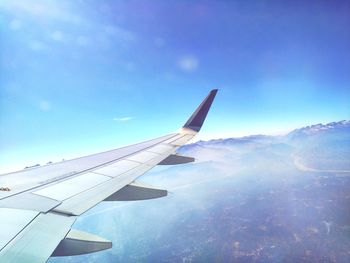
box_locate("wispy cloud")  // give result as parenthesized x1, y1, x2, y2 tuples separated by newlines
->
(0, 1, 136, 52)
(113, 117, 133, 122)
(0, 0, 81, 24)
(177, 56, 199, 72)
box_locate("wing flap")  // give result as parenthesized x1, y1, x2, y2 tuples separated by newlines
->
(0, 193, 61, 212)
(53, 164, 153, 215)
(0, 212, 76, 263)
(0, 208, 39, 251)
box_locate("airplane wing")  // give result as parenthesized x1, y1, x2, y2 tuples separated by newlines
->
(0, 89, 218, 263)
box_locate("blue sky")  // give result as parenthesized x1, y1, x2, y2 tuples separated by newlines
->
(0, 1, 349, 172)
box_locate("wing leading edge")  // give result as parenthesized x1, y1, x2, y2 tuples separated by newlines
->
(0, 89, 218, 262)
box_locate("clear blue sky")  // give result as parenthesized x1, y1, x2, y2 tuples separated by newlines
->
(0, 1, 349, 172)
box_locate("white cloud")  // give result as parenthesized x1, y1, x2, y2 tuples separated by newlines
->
(177, 56, 199, 72)
(39, 100, 51, 111)
(113, 117, 133, 122)
(9, 19, 21, 30)
(51, 30, 64, 41)
(0, 1, 81, 24)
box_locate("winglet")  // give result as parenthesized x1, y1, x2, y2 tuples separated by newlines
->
(183, 89, 218, 132)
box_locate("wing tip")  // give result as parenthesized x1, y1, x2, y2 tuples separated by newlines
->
(183, 88, 218, 132)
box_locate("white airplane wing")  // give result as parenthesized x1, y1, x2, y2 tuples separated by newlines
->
(0, 89, 218, 263)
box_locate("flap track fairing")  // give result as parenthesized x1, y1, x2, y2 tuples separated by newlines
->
(104, 182, 167, 201)
(52, 229, 112, 257)
(158, 154, 194, 165)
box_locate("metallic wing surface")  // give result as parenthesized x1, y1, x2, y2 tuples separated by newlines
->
(0, 89, 218, 263)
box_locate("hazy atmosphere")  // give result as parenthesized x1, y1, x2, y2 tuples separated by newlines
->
(1, 1, 349, 172)
(1, 1, 349, 262)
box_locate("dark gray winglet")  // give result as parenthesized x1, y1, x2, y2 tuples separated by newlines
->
(183, 89, 218, 132)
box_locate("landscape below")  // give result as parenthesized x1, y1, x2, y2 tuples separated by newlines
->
(49, 120, 350, 263)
